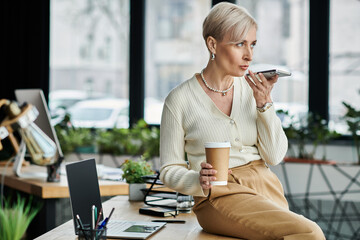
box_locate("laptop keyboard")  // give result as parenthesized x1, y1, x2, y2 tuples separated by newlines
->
(107, 221, 131, 234)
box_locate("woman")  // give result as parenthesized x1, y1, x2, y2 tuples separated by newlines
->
(159, 2, 325, 239)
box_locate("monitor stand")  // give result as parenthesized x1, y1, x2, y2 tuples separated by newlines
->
(13, 140, 47, 179)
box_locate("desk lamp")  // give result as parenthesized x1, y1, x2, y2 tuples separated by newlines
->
(0, 99, 58, 181)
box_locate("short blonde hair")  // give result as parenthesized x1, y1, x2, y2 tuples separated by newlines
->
(203, 2, 257, 44)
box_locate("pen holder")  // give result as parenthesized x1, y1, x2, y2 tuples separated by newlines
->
(78, 226, 107, 240)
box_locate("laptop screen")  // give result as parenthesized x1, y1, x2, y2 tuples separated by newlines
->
(66, 158, 103, 234)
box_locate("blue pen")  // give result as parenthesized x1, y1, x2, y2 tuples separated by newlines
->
(98, 207, 115, 229)
(104, 207, 115, 228)
(98, 217, 108, 230)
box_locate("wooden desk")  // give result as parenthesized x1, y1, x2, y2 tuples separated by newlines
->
(0, 164, 128, 238)
(0, 164, 128, 198)
(35, 195, 238, 240)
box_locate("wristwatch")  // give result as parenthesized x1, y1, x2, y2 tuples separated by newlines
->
(256, 102, 273, 113)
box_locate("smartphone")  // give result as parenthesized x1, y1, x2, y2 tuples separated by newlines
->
(246, 69, 291, 79)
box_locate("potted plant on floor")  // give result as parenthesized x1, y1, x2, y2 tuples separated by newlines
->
(277, 110, 340, 164)
(54, 114, 97, 155)
(0, 196, 40, 240)
(121, 159, 154, 201)
(96, 119, 160, 169)
(342, 101, 360, 164)
(131, 119, 160, 169)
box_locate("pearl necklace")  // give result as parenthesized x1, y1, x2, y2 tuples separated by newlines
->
(200, 69, 234, 96)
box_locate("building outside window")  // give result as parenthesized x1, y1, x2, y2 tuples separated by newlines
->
(50, 0, 130, 128)
(145, 0, 211, 125)
(238, 0, 310, 124)
(145, 0, 309, 126)
(329, 0, 360, 134)
(50, 0, 359, 134)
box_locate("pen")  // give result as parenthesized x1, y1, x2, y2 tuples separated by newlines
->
(95, 208, 103, 229)
(76, 214, 85, 229)
(152, 219, 186, 224)
(98, 217, 108, 230)
(91, 205, 95, 230)
(76, 214, 88, 240)
(107, 208, 115, 220)
(104, 207, 115, 227)
(99, 207, 115, 229)
(94, 206, 98, 227)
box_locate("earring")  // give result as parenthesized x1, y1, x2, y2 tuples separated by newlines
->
(211, 53, 215, 60)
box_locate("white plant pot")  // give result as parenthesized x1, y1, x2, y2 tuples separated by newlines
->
(128, 183, 146, 201)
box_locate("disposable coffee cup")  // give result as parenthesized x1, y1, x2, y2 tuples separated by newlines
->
(204, 142, 231, 186)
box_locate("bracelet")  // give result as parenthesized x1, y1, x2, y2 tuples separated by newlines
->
(256, 102, 273, 113)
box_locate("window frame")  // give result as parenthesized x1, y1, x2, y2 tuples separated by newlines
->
(4, 0, 350, 139)
(135, 0, 351, 141)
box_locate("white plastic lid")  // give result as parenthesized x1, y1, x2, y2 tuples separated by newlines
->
(210, 181, 228, 186)
(204, 142, 231, 148)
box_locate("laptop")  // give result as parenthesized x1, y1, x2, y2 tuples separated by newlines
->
(66, 158, 166, 239)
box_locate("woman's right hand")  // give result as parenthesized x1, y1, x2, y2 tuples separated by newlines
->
(199, 162, 217, 190)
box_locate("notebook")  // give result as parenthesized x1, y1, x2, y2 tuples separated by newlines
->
(66, 158, 166, 239)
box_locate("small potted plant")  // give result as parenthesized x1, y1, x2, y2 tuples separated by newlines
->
(121, 159, 154, 201)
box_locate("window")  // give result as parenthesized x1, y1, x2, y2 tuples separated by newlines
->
(50, 0, 130, 127)
(145, 0, 211, 125)
(329, 0, 360, 134)
(238, 0, 310, 120)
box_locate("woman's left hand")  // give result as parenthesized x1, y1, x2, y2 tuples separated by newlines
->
(244, 70, 279, 108)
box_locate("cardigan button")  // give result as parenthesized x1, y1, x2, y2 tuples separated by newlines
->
(230, 119, 235, 124)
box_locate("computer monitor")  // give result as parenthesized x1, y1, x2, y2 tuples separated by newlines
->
(15, 89, 63, 158)
(14, 89, 63, 178)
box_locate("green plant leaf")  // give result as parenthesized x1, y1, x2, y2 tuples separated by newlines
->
(278, 110, 340, 160)
(121, 159, 154, 183)
(342, 101, 360, 163)
(0, 195, 41, 240)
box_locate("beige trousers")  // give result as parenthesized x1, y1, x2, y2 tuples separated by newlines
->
(193, 160, 325, 240)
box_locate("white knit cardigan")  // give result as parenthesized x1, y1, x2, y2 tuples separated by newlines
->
(159, 74, 288, 197)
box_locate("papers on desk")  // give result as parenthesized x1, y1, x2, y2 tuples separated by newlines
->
(99, 165, 124, 181)
(61, 163, 124, 181)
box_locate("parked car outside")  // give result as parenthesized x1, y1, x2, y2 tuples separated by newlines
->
(49, 90, 88, 111)
(64, 97, 164, 129)
(67, 98, 129, 129)
(49, 89, 107, 125)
